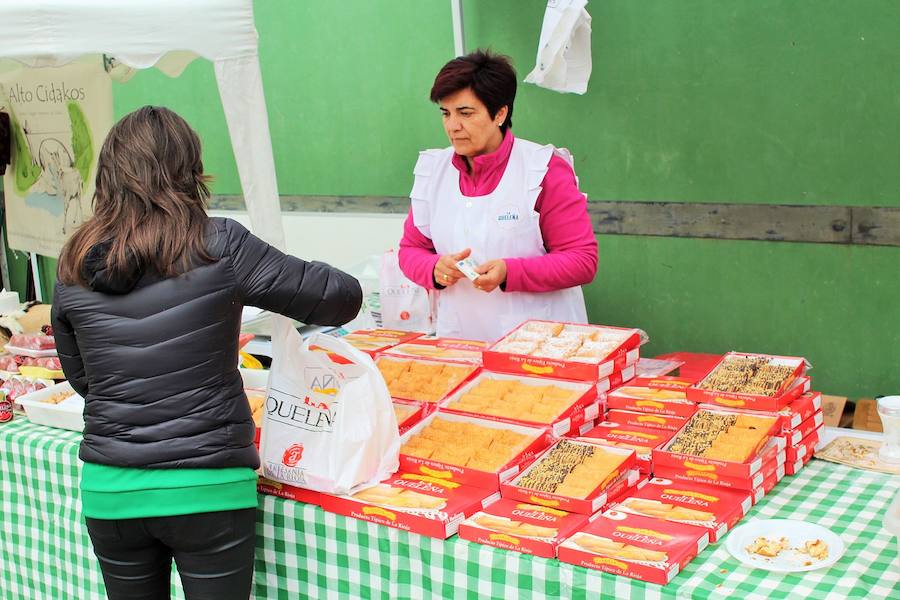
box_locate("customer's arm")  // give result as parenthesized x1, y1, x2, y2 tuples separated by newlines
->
(226, 219, 362, 326)
(51, 288, 89, 397)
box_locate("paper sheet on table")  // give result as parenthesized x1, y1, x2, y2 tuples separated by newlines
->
(815, 436, 900, 475)
(524, 0, 593, 95)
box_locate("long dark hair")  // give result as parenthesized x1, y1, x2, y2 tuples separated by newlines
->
(57, 106, 214, 285)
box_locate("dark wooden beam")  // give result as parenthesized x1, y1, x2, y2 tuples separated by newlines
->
(212, 194, 409, 214)
(587, 202, 852, 244)
(209, 195, 899, 247)
(852, 206, 900, 246)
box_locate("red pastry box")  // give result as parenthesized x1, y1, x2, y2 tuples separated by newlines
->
(784, 452, 812, 476)
(381, 336, 489, 365)
(652, 408, 782, 479)
(557, 511, 709, 585)
(321, 472, 499, 539)
(605, 409, 689, 433)
(596, 476, 651, 514)
(785, 427, 822, 463)
(777, 391, 823, 431)
(653, 352, 722, 383)
(393, 400, 425, 435)
(257, 476, 321, 506)
(484, 320, 644, 382)
(607, 377, 698, 419)
(439, 370, 598, 437)
(701, 390, 822, 434)
(500, 438, 638, 514)
(611, 477, 752, 543)
(777, 411, 824, 446)
(655, 444, 786, 491)
(375, 355, 479, 405)
(753, 461, 787, 501)
(399, 412, 550, 491)
(458, 499, 590, 558)
(579, 421, 676, 474)
(339, 329, 423, 357)
(686, 352, 810, 411)
(595, 364, 638, 394)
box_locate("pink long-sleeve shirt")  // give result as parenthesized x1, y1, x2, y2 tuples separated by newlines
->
(398, 131, 598, 293)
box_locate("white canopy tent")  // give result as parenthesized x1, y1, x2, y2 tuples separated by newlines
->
(0, 0, 286, 252)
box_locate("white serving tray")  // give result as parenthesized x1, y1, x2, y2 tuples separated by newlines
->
(18, 381, 84, 432)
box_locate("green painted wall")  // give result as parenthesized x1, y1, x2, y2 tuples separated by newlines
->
(5, 1, 898, 397)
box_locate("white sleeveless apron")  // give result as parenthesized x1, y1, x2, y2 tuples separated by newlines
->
(409, 137, 588, 342)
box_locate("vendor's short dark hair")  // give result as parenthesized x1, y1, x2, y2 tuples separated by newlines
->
(430, 49, 517, 133)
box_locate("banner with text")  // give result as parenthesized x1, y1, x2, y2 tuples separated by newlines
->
(0, 62, 112, 255)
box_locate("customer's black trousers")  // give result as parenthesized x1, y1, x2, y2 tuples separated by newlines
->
(85, 508, 256, 600)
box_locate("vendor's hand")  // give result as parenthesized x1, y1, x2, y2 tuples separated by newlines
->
(434, 248, 471, 288)
(474, 259, 507, 293)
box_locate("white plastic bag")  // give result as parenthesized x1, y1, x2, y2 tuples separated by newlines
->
(380, 249, 435, 333)
(259, 318, 400, 494)
(524, 0, 593, 95)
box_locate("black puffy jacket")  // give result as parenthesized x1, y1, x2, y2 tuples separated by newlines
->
(51, 217, 362, 470)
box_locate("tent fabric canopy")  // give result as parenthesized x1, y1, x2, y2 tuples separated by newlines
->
(0, 0, 286, 250)
(0, 0, 257, 69)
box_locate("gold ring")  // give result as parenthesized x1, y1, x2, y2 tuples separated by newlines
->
(443, 274, 450, 281)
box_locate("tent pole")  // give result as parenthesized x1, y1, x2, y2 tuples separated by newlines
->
(0, 225, 10, 292)
(30, 252, 41, 302)
(450, 0, 465, 57)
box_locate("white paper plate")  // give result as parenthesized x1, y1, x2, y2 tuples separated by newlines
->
(725, 519, 845, 572)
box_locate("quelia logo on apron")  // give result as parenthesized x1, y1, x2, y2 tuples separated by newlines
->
(495, 204, 521, 230)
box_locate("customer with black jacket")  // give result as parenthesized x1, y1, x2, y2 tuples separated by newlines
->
(52, 106, 362, 600)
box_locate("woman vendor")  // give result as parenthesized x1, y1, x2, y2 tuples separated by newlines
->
(398, 49, 598, 342)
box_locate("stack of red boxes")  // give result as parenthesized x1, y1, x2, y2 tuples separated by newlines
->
(259, 328, 831, 585)
(377, 336, 488, 435)
(460, 438, 640, 556)
(778, 390, 824, 475)
(685, 352, 821, 480)
(453, 320, 648, 554)
(651, 409, 787, 503)
(583, 376, 699, 474)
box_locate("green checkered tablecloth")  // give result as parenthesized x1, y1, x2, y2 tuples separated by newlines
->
(2, 419, 898, 599)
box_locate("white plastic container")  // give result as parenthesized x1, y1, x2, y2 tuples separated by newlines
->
(18, 371, 268, 434)
(885, 487, 900, 567)
(17, 381, 84, 432)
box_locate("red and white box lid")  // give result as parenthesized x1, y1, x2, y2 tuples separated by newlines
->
(605, 409, 690, 433)
(484, 320, 645, 382)
(339, 329, 423, 356)
(381, 336, 489, 365)
(611, 477, 752, 543)
(458, 499, 590, 559)
(320, 471, 499, 540)
(687, 352, 810, 411)
(500, 438, 638, 515)
(557, 510, 710, 585)
(652, 408, 783, 479)
(607, 376, 698, 419)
